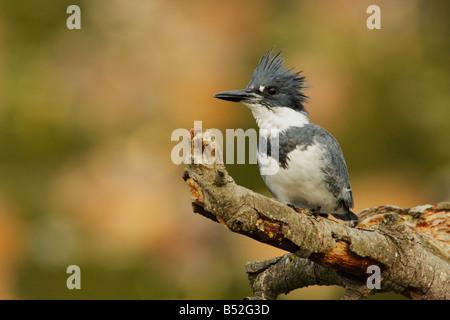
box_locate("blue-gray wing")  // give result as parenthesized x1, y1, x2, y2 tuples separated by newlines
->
(313, 125, 354, 210)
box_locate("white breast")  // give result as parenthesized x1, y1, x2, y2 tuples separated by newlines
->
(246, 104, 340, 212)
(258, 144, 338, 213)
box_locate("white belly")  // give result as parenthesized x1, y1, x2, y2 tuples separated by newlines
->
(258, 144, 338, 213)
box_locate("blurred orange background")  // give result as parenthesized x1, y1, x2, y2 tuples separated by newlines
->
(0, 0, 448, 299)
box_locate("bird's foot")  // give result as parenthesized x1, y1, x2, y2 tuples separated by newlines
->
(287, 203, 309, 214)
(310, 206, 328, 218)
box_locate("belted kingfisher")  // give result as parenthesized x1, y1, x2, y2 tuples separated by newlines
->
(214, 49, 359, 223)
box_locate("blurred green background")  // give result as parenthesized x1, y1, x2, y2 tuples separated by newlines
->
(0, 0, 448, 299)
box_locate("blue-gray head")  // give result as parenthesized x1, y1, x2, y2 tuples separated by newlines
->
(214, 48, 308, 113)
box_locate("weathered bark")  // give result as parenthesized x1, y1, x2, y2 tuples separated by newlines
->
(183, 129, 450, 300)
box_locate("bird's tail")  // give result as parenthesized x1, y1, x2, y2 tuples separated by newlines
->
(330, 210, 359, 225)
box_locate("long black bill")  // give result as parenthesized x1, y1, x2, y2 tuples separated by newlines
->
(213, 89, 260, 103)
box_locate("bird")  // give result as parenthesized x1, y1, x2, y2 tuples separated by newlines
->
(213, 48, 359, 224)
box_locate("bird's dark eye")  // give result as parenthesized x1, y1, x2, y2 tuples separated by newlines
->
(267, 87, 278, 95)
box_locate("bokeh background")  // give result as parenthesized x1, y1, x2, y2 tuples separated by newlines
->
(0, 0, 448, 299)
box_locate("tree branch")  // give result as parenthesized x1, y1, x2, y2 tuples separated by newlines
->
(183, 129, 450, 300)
